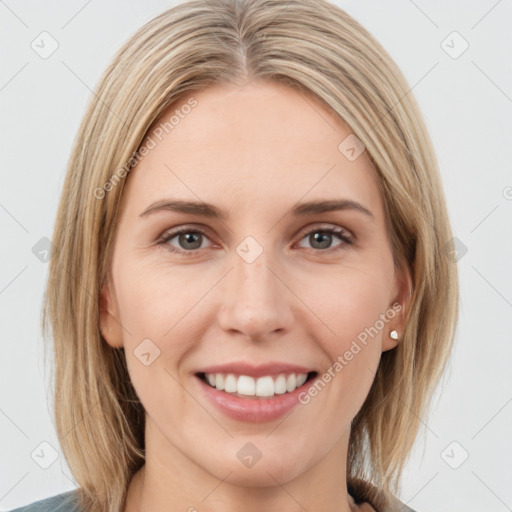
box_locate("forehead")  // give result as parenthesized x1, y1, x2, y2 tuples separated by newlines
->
(121, 80, 384, 221)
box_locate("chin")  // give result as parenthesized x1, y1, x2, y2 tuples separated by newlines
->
(201, 444, 308, 488)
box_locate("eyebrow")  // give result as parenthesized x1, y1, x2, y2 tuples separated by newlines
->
(139, 198, 373, 220)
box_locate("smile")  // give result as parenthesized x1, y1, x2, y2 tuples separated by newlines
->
(197, 371, 317, 398)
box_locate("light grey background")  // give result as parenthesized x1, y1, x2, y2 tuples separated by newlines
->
(1, 1, 511, 511)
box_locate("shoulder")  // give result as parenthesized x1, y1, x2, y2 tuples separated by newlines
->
(7, 489, 81, 512)
(348, 478, 417, 512)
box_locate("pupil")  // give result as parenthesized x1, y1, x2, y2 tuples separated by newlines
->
(312, 232, 330, 249)
(177, 231, 332, 251)
(181, 232, 201, 249)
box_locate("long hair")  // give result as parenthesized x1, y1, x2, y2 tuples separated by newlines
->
(42, 1, 459, 510)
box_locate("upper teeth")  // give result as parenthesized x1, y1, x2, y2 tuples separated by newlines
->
(205, 373, 308, 397)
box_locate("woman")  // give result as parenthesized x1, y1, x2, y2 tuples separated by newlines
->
(11, 0, 458, 510)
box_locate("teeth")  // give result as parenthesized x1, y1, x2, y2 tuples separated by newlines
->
(256, 376, 274, 397)
(286, 374, 296, 392)
(224, 374, 238, 393)
(215, 373, 224, 391)
(203, 372, 309, 397)
(237, 375, 255, 395)
(274, 374, 287, 394)
(296, 373, 307, 387)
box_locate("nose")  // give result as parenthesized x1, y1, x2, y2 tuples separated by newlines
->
(216, 246, 294, 342)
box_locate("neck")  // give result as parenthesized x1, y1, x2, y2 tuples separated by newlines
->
(124, 417, 357, 512)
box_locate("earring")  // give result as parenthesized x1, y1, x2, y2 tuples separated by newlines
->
(390, 330, 399, 340)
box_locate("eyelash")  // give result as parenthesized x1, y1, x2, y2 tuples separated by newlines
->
(157, 225, 354, 258)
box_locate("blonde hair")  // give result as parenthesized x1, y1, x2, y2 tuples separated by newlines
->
(42, 0, 459, 510)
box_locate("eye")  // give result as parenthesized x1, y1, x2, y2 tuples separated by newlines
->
(296, 225, 353, 253)
(158, 227, 213, 257)
(157, 224, 354, 257)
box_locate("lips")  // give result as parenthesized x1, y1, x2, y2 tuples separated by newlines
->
(194, 365, 319, 422)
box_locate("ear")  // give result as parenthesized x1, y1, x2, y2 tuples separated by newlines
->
(99, 277, 124, 349)
(382, 263, 413, 352)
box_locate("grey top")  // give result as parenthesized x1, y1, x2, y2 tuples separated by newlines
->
(8, 484, 417, 512)
(7, 490, 81, 512)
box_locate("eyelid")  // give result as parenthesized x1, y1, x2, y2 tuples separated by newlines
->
(157, 224, 216, 247)
(295, 222, 354, 241)
(157, 222, 354, 256)
(157, 222, 353, 241)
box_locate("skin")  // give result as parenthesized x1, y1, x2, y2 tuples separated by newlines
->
(100, 79, 412, 512)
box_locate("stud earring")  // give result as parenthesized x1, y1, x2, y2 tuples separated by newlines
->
(390, 330, 399, 340)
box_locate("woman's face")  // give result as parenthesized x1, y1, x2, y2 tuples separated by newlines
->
(101, 80, 410, 489)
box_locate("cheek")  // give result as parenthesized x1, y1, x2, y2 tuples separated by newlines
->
(112, 270, 197, 419)
(112, 259, 202, 377)
(114, 253, 197, 335)
(301, 264, 391, 410)
(306, 265, 391, 347)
